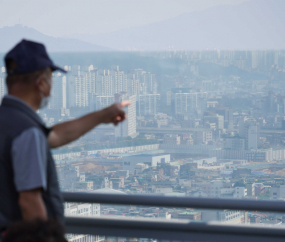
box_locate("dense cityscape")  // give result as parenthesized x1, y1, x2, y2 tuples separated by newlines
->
(2, 50, 285, 241)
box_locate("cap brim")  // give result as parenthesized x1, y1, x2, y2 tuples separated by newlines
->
(51, 65, 67, 73)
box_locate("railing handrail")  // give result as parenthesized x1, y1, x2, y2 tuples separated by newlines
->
(63, 192, 285, 213)
(64, 192, 285, 241)
(65, 216, 285, 242)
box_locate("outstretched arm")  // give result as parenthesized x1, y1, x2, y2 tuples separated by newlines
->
(48, 101, 130, 148)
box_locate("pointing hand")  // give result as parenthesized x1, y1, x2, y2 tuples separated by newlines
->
(101, 101, 131, 126)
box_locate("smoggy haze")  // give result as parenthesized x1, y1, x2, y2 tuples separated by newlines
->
(0, 0, 248, 37)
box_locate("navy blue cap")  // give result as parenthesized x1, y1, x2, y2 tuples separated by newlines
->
(4, 39, 67, 75)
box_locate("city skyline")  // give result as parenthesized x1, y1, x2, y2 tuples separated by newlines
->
(1, 1, 285, 241)
(1, 48, 285, 241)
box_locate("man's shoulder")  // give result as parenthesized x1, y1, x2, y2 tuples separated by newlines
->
(0, 105, 32, 122)
(0, 106, 40, 137)
(17, 127, 47, 143)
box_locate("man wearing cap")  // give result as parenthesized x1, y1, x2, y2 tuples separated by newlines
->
(0, 39, 129, 228)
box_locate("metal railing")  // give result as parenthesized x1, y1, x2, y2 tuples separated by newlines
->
(63, 192, 285, 242)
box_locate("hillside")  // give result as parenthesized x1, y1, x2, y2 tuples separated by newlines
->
(0, 25, 110, 52)
(70, 0, 285, 50)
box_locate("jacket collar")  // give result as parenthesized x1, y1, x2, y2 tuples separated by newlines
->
(1, 95, 51, 136)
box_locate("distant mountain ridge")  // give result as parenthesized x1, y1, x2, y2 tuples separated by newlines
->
(1, 0, 284, 52)
(0, 25, 110, 52)
(69, 0, 285, 50)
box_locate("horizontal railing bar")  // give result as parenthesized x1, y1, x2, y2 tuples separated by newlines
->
(65, 216, 285, 242)
(63, 192, 285, 213)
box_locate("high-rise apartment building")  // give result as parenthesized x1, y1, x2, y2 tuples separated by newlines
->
(97, 69, 113, 96)
(66, 75, 76, 108)
(194, 131, 213, 145)
(239, 118, 259, 150)
(111, 65, 127, 94)
(66, 68, 89, 108)
(50, 74, 66, 110)
(86, 69, 97, 94)
(75, 74, 88, 107)
(175, 93, 198, 114)
(202, 80, 213, 91)
(63, 66, 158, 112)
(204, 115, 224, 129)
(87, 66, 129, 97)
(95, 96, 114, 110)
(251, 51, 259, 69)
(144, 73, 157, 94)
(217, 108, 233, 130)
(128, 69, 157, 95)
(127, 77, 140, 96)
(138, 94, 160, 116)
(246, 125, 259, 150)
(115, 94, 137, 138)
(224, 136, 245, 150)
(65, 202, 101, 242)
(0, 74, 6, 102)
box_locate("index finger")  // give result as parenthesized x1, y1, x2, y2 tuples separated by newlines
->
(120, 101, 131, 108)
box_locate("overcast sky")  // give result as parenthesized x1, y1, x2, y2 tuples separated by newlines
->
(0, 0, 249, 37)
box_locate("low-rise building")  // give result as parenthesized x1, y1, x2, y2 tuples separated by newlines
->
(121, 154, 171, 171)
(74, 181, 93, 191)
(178, 211, 202, 221)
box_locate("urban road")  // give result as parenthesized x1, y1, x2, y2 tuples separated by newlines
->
(96, 126, 285, 135)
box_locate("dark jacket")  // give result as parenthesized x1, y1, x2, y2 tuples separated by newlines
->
(0, 97, 64, 226)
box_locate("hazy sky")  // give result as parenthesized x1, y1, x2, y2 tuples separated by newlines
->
(0, 0, 249, 37)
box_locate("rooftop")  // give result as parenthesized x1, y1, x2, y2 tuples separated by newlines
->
(178, 211, 201, 215)
(91, 188, 126, 195)
(111, 151, 168, 158)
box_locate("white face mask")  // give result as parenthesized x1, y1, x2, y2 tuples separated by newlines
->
(39, 76, 52, 109)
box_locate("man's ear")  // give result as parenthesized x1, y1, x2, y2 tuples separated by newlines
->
(36, 74, 48, 93)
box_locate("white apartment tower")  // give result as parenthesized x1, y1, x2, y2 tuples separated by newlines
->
(67, 75, 76, 108)
(115, 94, 137, 138)
(239, 118, 259, 150)
(111, 65, 127, 94)
(95, 96, 114, 110)
(75, 74, 88, 107)
(127, 75, 140, 96)
(138, 94, 160, 116)
(247, 125, 259, 150)
(97, 69, 113, 96)
(86, 70, 97, 94)
(175, 93, 198, 114)
(50, 74, 67, 109)
(0, 75, 6, 101)
(65, 203, 101, 242)
(64, 65, 157, 111)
